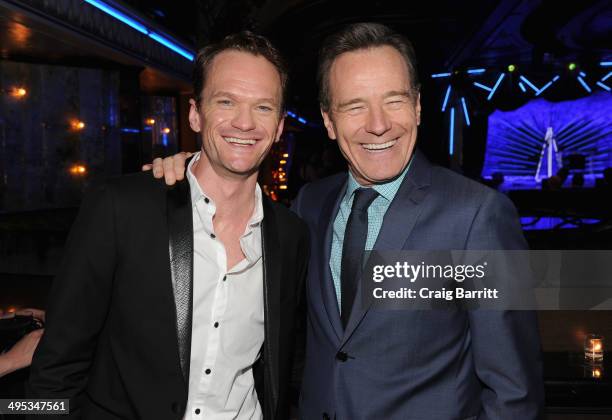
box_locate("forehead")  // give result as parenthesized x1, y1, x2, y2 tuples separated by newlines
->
(328, 46, 411, 100)
(204, 50, 282, 99)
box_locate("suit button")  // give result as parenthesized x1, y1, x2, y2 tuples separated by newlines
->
(336, 351, 348, 362)
(171, 402, 182, 414)
(322, 413, 330, 420)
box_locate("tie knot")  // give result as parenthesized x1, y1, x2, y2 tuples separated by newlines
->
(351, 188, 379, 212)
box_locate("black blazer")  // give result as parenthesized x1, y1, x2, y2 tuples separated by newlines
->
(28, 170, 309, 420)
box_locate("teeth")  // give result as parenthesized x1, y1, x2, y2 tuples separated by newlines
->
(224, 137, 256, 145)
(362, 140, 396, 150)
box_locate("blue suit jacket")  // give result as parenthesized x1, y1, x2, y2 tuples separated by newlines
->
(292, 150, 544, 420)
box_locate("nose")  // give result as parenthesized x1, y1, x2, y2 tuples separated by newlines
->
(364, 105, 392, 136)
(231, 105, 256, 131)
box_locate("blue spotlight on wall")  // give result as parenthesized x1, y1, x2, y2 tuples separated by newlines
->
(449, 107, 455, 156)
(432, 72, 452, 78)
(460, 97, 470, 127)
(577, 76, 592, 93)
(487, 73, 505, 101)
(441, 85, 452, 112)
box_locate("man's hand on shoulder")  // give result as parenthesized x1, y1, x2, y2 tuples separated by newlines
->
(141, 151, 193, 185)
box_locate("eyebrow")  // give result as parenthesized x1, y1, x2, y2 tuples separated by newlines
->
(211, 91, 278, 105)
(336, 90, 412, 109)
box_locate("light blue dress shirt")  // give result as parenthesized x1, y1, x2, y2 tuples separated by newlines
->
(330, 161, 411, 308)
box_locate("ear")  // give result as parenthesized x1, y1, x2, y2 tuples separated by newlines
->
(415, 92, 422, 126)
(188, 99, 201, 133)
(274, 116, 285, 143)
(321, 107, 337, 140)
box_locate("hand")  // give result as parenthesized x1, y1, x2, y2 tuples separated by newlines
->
(16, 308, 45, 323)
(141, 152, 193, 186)
(0, 329, 44, 376)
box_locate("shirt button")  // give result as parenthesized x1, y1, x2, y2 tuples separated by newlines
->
(210, 233, 216, 239)
(205, 368, 211, 375)
(223, 275, 227, 281)
(204, 197, 209, 204)
(195, 408, 201, 415)
(214, 322, 219, 328)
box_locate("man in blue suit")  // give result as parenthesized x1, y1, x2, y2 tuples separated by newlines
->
(149, 23, 544, 419)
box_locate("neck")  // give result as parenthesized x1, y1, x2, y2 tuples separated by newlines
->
(192, 151, 258, 218)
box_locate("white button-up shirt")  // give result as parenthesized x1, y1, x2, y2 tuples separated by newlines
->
(184, 152, 265, 420)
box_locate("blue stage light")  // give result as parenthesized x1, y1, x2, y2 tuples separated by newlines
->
(600, 61, 612, 67)
(602, 72, 612, 82)
(536, 75, 560, 96)
(149, 32, 194, 60)
(120, 128, 140, 133)
(85, 0, 148, 34)
(441, 85, 452, 112)
(432, 72, 452, 78)
(298, 117, 307, 124)
(579, 71, 586, 77)
(519, 75, 538, 92)
(84, 0, 195, 61)
(518, 82, 527, 92)
(460, 97, 470, 127)
(487, 73, 505, 100)
(467, 68, 486, 75)
(449, 107, 455, 156)
(596, 81, 611, 92)
(473, 82, 492, 92)
(577, 76, 592, 93)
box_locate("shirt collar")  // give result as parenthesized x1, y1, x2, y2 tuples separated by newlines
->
(344, 156, 413, 204)
(187, 151, 264, 226)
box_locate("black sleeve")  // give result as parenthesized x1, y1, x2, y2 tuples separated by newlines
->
(290, 220, 309, 406)
(27, 182, 118, 418)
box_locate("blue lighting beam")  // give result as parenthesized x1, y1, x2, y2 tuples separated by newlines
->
(473, 82, 492, 92)
(441, 85, 452, 112)
(449, 107, 455, 156)
(519, 76, 538, 92)
(518, 82, 527, 92)
(432, 72, 452, 78)
(460, 97, 470, 127)
(577, 76, 592, 93)
(536, 75, 560, 96)
(85, 0, 194, 61)
(596, 82, 611, 92)
(467, 68, 486, 75)
(487, 73, 506, 101)
(600, 61, 612, 67)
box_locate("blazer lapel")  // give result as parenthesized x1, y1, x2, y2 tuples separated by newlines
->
(342, 151, 432, 344)
(166, 158, 195, 386)
(262, 196, 280, 417)
(318, 177, 347, 341)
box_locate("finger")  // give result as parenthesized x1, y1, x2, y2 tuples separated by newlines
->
(142, 164, 152, 171)
(174, 155, 187, 181)
(163, 157, 177, 185)
(152, 158, 164, 178)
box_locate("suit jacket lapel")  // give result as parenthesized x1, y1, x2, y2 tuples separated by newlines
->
(262, 196, 280, 416)
(319, 177, 347, 341)
(342, 151, 432, 344)
(166, 165, 194, 386)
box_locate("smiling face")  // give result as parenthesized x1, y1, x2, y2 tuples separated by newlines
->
(321, 45, 421, 186)
(189, 50, 284, 179)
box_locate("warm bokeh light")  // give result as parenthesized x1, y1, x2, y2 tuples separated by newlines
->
(280, 159, 287, 164)
(282, 153, 289, 158)
(145, 118, 156, 125)
(162, 127, 171, 134)
(279, 185, 287, 190)
(9, 87, 27, 98)
(69, 164, 87, 175)
(70, 119, 85, 131)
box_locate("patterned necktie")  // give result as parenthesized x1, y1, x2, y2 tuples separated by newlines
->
(340, 187, 379, 328)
